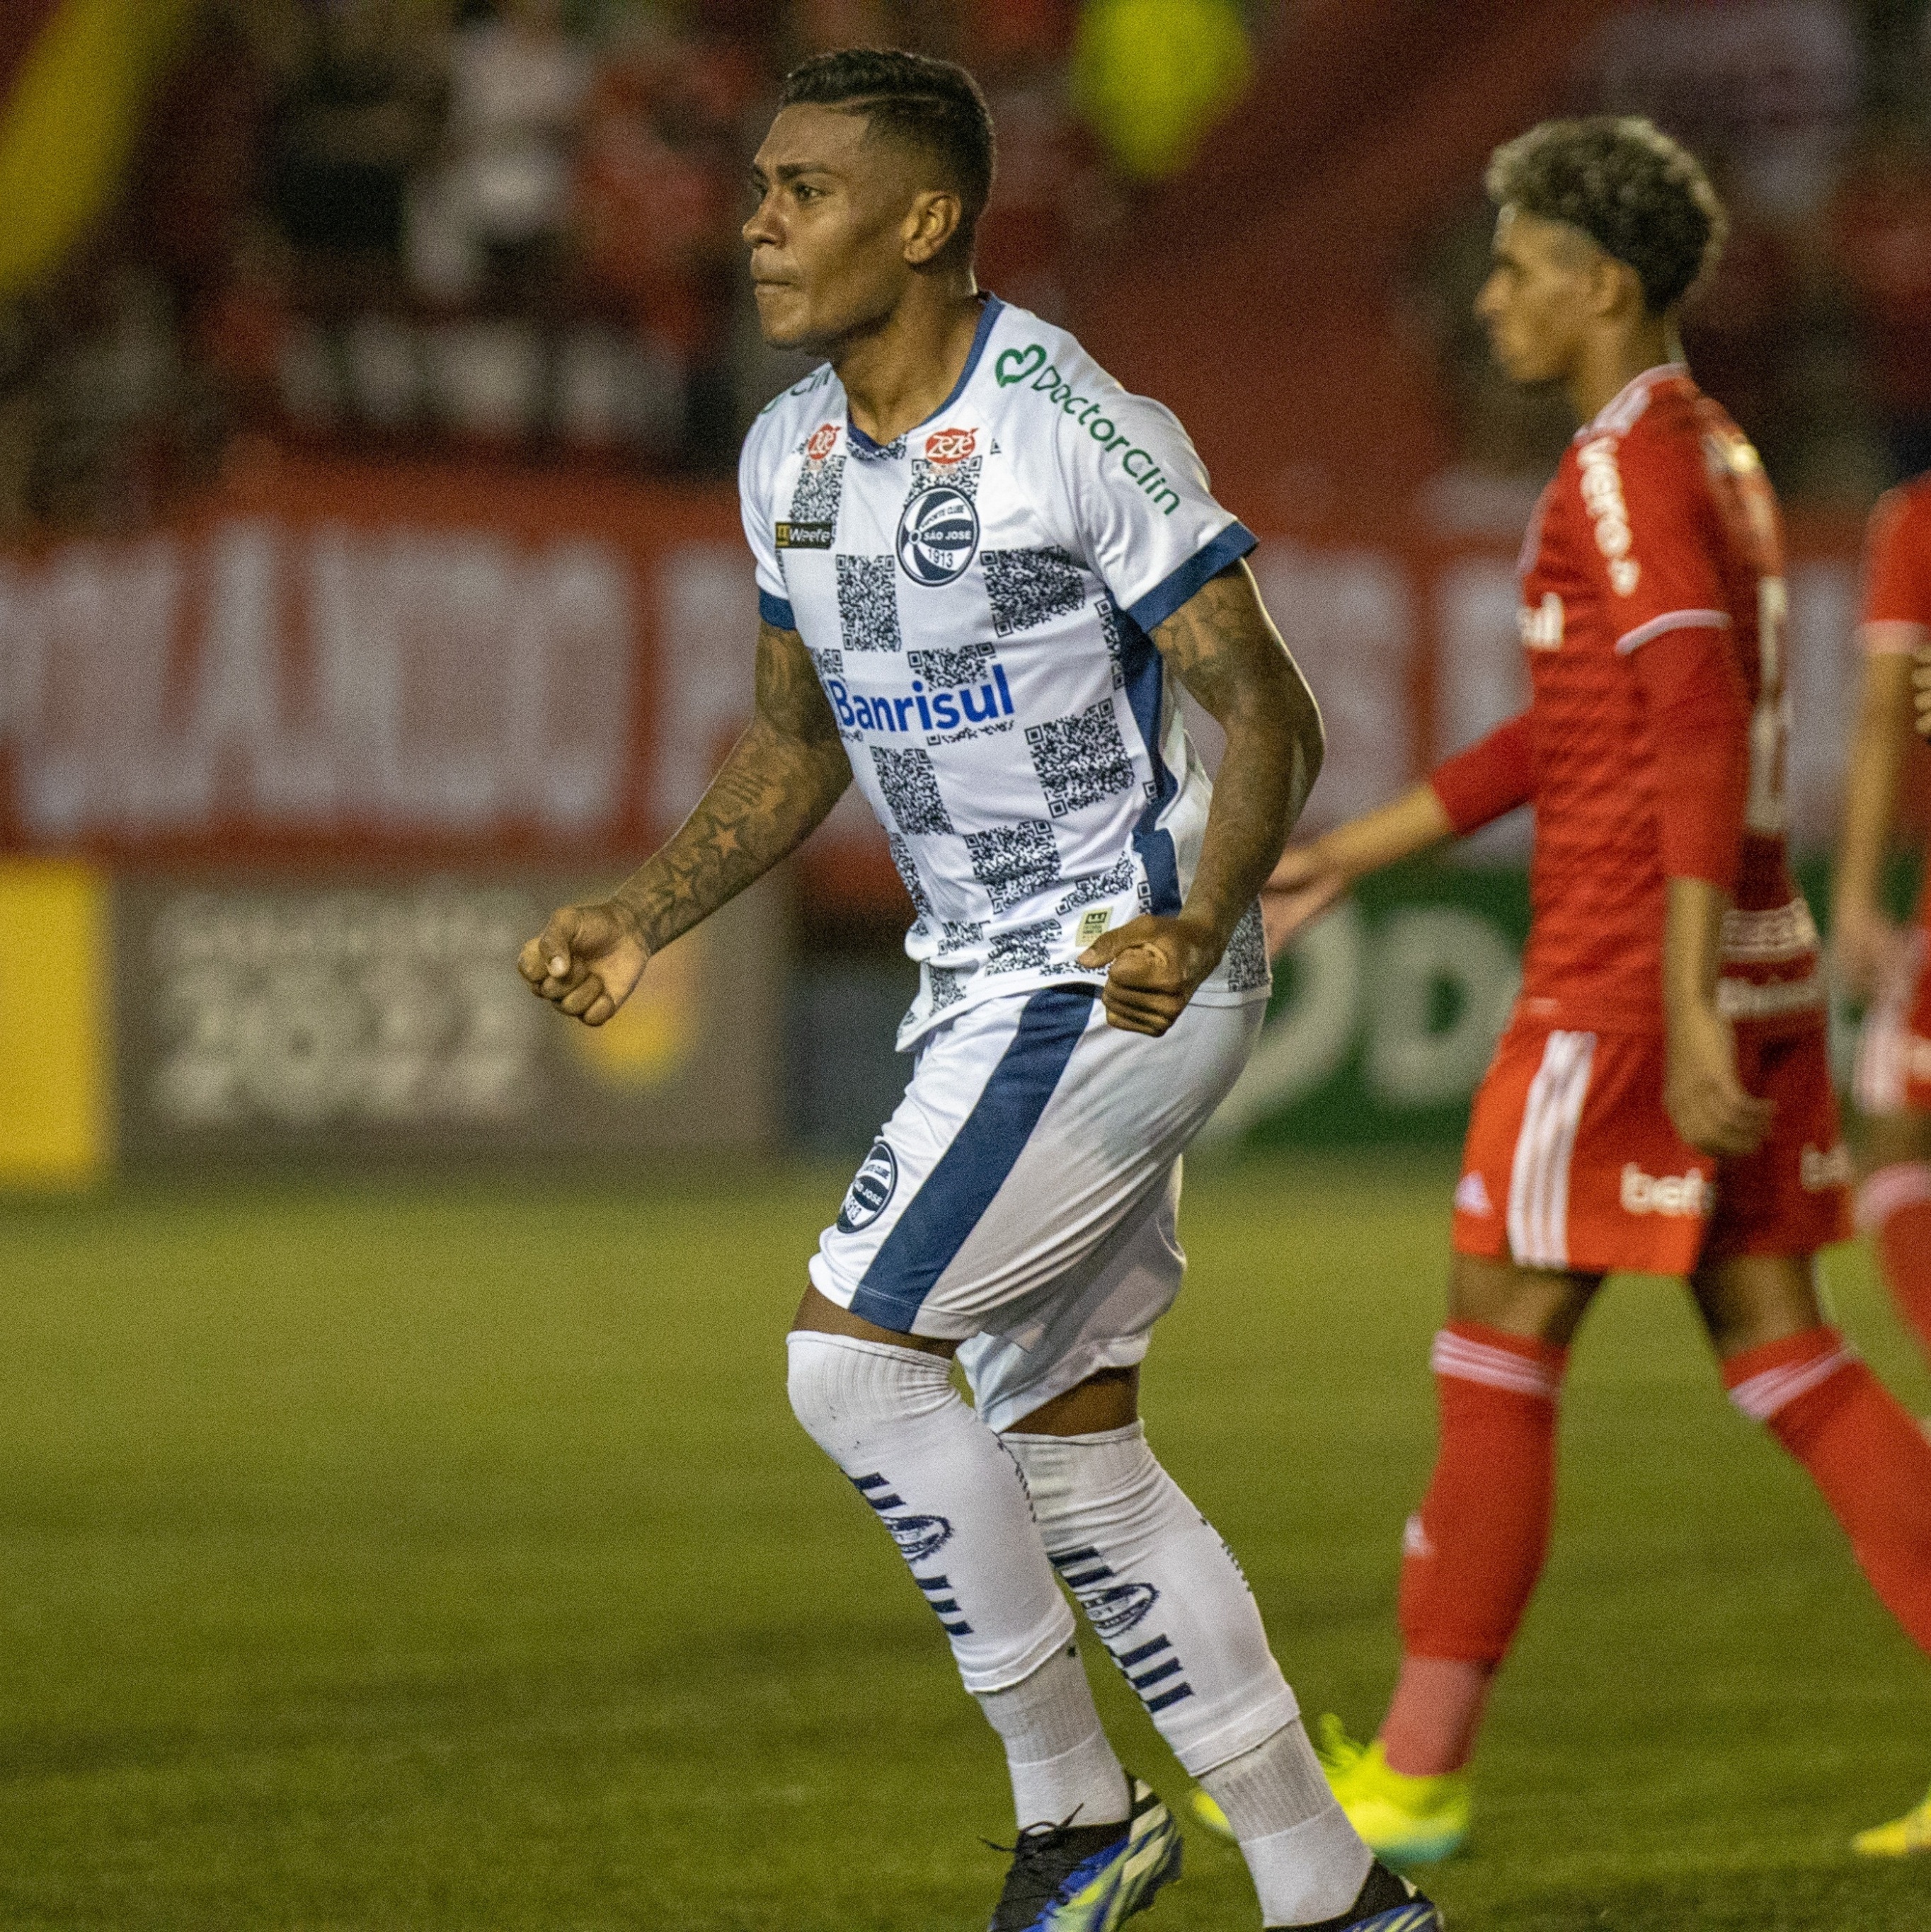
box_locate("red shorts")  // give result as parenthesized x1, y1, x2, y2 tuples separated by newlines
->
(1452, 1017, 1852, 1276)
(1854, 926, 1931, 1116)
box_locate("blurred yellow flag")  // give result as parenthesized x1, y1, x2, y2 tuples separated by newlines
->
(1072, 0, 1253, 181)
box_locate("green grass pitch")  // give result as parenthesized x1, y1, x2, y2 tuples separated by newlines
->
(1, 1158, 1927, 1930)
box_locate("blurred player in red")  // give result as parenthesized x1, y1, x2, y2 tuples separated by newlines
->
(1830, 472, 1931, 1858)
(1203, 117, 1931, 1865)
(1836, 476, 1931, 1366)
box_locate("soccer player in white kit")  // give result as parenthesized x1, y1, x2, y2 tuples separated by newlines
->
(521, 50, 1439, 1932)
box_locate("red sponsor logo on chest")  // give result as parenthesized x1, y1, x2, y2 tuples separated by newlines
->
(805, 422, 840, 463)
(924, 427, 977, 464)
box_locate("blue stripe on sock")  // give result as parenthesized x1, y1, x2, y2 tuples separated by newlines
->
(1145, 1682, 1194, 1713)
(929, 1599, 961, 1614)
(941, 1618, 973, 1635)
(863, 1494, 905, 1512)
(849, 987, 1097, 1333)
(1062, 1565, 1113, 1587)
(1131, 1657, 1184, 1690)
(1049, 1547, 1103, 1570)
(914, 1575, 950, 1592)
(1115, 1635, 1171, 1669)
(853, 1474, 888, 1491)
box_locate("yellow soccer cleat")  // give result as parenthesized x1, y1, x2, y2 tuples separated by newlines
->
(1317, 1717, 1471, 1868)
(1193, 1718, 1471, 1868)
(1853, 1783, 1931, 1858)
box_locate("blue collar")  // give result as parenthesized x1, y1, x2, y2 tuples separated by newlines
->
(846, 294, 1004, 456)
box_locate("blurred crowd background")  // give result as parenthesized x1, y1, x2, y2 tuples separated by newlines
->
(4, 0, 1931, 1175)
(5, 0, 1930, 538)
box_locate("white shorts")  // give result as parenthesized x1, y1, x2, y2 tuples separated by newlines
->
(810, 983, 1264, 1433)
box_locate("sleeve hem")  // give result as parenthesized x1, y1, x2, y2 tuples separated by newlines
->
(1615, 609, 1732, 655)
(1863, 619, 1930, 656)
(1123, 521, 1258, 633)
(759, 590, 797, 631)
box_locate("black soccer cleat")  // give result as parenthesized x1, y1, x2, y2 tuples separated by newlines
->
(1283, 1856, 1443, 1931)
(987, 1773, 1183, 1931)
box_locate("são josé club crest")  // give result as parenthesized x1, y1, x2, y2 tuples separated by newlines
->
(896, 483, 980, 586)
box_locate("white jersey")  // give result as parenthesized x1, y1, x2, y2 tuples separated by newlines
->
(740, 296, 1271, 1047)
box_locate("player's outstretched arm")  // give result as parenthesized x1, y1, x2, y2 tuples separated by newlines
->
(1261, 707, 1532, 959)
(519, 619, 849, 1025)
(1833, 650, 1915, 998)
(1078, 559, 1319, 1035)
(1259, 785, 1454, 960)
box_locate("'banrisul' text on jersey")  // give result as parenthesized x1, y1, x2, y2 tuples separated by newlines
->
(739, 296, 1271, 1047)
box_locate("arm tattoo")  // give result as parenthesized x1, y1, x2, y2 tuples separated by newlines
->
(611, 621, 850, 953)
(1151, 561, 1324, 946)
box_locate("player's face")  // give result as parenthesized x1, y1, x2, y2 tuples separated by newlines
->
(1474, 207, 1600, 386)
(744, 105, 926, 355)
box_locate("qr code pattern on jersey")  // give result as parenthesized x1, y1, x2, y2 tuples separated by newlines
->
(1056, 856, 1137, 915)
(872, 746, 953, 836)
(1026, 698, 1138, 818)
(936, 919, 985, 956)
(907, 644, 995, 690)
(1095, 596, 1128, 689)
(790, 454, 845, 527)
(837, 554, 901, 652)
(966, 820, 1060, 912)
(909, 454, 982, 500)
(887, 832, 933, 917)
(1221, 900, 1270, 993)
(926, 965, 968, 1012)
(808, 646, 844, 682)
(986, 921, 1058, 974)
(984, 547, 1085, 638)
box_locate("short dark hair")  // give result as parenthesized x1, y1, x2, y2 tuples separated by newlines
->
(779, 47, 996, 259)
(1486, 116, 1727, 314)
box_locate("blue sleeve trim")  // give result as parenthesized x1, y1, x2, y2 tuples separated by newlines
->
(1124, 521, 1258, 634)
(759, 590, 796, 631)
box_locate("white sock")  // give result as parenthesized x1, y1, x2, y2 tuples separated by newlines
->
(1003, 1424, 1298, 1775)
(785, 1333, 1076, 1693)
(1199, 1723, 1373, 1925)
(975, 1642, 1130, 1832)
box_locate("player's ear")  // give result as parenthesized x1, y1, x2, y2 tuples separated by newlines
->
(903, 188, 963, 268)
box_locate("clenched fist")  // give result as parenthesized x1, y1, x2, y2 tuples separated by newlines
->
(517, 901, 649, 1027)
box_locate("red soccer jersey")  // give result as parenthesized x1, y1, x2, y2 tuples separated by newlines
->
(1505, 365, 1818, 1035)
(1862, 474, 1931, 650)
(1859, 472, 1931, 926)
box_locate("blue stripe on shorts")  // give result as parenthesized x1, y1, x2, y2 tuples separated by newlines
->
(848, 986, 1097, 1333)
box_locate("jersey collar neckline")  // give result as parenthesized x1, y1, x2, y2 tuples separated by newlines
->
(844, 293, 1006, 457)
(1576, 361, 1689, 440)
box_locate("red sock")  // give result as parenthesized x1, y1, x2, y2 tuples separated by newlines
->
(1860, 1163, 1931, 1367)
(1724, 1326, 1931, 1652)
(1385, 1322, 1567, 1774)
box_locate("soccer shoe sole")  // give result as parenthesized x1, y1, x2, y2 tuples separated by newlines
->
(1852, 1794, 1931, 1858)
(1188, 1788, 1465, 1871)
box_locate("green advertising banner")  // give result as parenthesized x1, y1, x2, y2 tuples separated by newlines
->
(1208, 857, 1872, 1150)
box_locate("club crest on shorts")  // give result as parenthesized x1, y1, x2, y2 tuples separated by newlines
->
(1079, 1580, 1159, 1640)
(897, 484, 980, 586)
(837, 1139, 899, 1232)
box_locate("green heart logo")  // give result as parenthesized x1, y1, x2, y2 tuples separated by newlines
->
(995, 343, 1048, 388)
